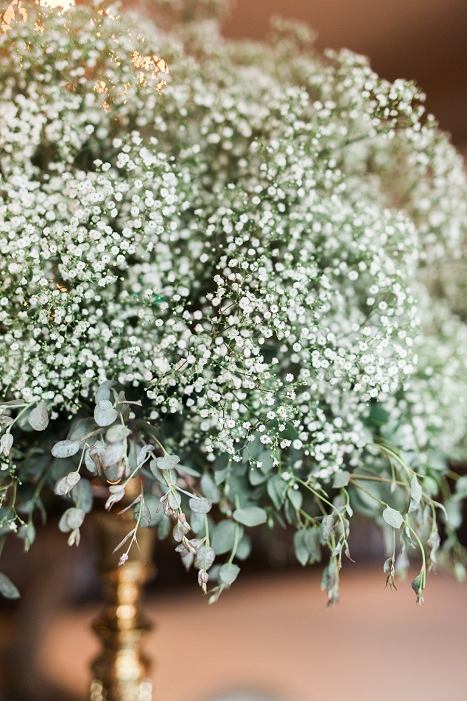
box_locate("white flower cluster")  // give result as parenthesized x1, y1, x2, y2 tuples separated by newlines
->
(0, 140, 181, 406)
(1, 1, 467, 480)
(0, 1, 466, 475)
(381, 294, 467, 459)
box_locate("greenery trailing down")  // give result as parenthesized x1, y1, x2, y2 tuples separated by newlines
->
(1, 0, 467, 605)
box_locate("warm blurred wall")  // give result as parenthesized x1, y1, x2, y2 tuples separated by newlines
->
(222, 0, 467, 149)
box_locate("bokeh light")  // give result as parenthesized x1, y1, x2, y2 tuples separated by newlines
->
(1, 0, 75, 30)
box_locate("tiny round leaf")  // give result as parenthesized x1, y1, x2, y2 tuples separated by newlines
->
(51, 440, 80, 459)
(383, 507, 403, 529)
(94, 400, 118, 427)
(28, 402, 49, 431)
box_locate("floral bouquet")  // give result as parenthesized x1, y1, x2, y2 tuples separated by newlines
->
(1, 0, 467, 605)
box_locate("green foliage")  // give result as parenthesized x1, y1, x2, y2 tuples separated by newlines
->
(0, 572, 20, 600)
(233, 507, 268, 527)
(382, 507, 403, 529)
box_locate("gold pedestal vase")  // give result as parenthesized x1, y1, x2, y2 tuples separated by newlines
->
(90, 506, 156, 701)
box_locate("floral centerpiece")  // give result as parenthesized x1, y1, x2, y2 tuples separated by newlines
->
(1, 0, 467, 606)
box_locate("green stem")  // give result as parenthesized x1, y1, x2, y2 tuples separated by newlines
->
(404, 518, 427, 582)
(7, 403, 33, 430)
(349, 473, 408, 487)
(228, 522, 241, 564)
(350, 478, 387, 507)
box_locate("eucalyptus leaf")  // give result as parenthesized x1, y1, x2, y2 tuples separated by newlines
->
(134, 501, 151, 528)
(248, 467, 269, 486)
(136, 444, 155, 466)
(219, 563, 240, 586)
(67, 507, 85, 529)
(189, 496, 212, 514)
(428, 528, 440, 565)
(120, 402, 130, 422)
(148, 460, 165, 484)
(257, 450, 274, 474)
(157, 514, 171, 540)
(144, 493, 162, 527)
(294, 530, 309, 566)
(383, 506, 404, 529)
(156, 454, 180, 470)
(0, 572, 20, 599)
(173, 518, 190, 542)
(267, 475, 287, 510)
(410, 475, 423, 504)
(195, 545, 215, 570)
(453, 477, 467, 502)
(190, 512, 206, 535)
(201, 473, 221, 503)
(408, 498, 419, 514)
(84, 448, 98, 475)
(18, 522, 36, 552)
(444, 499, 462, 529)
(332, 542, 343, 558)
(59, 507, 84, 533)
(454, 562, 467, 583)
(333, 472, 350, 489)
(214, 467, 230, 485)
(304, 528, 321, 563)
(175, 464, 201, 477)
(28, 402, 49, 431)
(54, 471, 80, 496)
(16, 501, 34, 515)
(320, 514, 334, 543)
(186, 538, 204, 554)
(71, 479, 93, 514)
(0, 433, 13, 457)
(51, 440, 80, 459)
(411, 573, 424, 602)
(105, 486, 126, 510)
(167, 490, 181, 510)
(88, 441, 105, 478)
(106, 424, 131, 443)
(235, 534, 252, 560)
(288, 488, 303, 511)
(94, 400, 118, 427)
(233, 506, 267, 527)
(69, 418, 97, 441)
(211, 520, 238, 555)
(284, 497, 296, 526)
(95, 380, 117, 403)
(102, 441, 125, 468)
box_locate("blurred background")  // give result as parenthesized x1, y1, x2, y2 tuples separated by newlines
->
(1, 1, 467, 700)
(222, 0, 467, 155)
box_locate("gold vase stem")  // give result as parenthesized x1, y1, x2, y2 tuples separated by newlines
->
(91, 508, 156, 701)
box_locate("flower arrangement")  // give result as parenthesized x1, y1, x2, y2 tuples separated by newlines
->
(1, 0, 467, 606)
